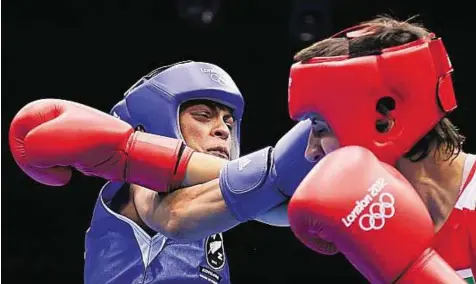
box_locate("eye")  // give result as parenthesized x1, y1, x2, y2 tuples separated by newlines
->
(224, 116, 234, 130)
(194, 111, 212, 119)
(315, 128, 326, 135)
(311, 119, 329, 134)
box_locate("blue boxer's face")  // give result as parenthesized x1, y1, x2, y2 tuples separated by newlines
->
(305, 118, 340, 162)
(179, 102, 233, 160)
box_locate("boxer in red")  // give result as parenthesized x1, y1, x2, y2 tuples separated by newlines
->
(287, 16, 475, 283)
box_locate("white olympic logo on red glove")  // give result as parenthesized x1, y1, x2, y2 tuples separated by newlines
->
(358, 193, 395, 231)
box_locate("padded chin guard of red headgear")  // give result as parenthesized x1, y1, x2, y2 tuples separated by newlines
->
(288, 27, 457, 165)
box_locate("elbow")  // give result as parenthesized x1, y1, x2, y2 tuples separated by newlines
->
(135, 187, 211, 242)
(135, 191, 191, 241)
(158, 213, 189, 241)
(146, 206, 194, 242)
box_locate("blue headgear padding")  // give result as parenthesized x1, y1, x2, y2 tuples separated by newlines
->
(110, 61, 244, 159)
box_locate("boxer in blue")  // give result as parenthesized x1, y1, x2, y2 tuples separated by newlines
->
(9, 61, 316, 282)
(81, 61, 316, 283)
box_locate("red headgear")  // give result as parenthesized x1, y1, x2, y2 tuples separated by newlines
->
(288, 25, 457, 165)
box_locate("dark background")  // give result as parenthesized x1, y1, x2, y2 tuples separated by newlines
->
(3, 1, 475, 283)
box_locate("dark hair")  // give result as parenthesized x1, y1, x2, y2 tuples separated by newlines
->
(294, 15, 465, 162)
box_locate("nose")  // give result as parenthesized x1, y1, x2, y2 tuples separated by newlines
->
(212, 120, 230, 141)
(305, 129, 325, 162)
(304, 127, 340, 162)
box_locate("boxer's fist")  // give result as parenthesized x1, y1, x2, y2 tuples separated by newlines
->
(288, 146, 464, 283)
(9, 99, 193, 191)
(220, 120, 318, 222)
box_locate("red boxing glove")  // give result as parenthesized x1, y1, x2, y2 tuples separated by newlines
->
(9, 99, 194, 192)
(288, 146, 465, 284)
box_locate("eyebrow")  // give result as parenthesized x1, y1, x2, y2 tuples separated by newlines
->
(197, 104, 233, 116)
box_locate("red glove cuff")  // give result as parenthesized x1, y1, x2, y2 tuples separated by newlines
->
(125, 132, 194, 192)
(396, 249, 465, 284)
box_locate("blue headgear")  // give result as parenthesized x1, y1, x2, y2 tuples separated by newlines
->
(110, 61, 244, 159)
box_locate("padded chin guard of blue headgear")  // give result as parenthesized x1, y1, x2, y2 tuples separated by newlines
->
(110, 60, 244, 159)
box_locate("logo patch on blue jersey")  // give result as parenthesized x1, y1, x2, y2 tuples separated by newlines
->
(205, 233, 225, 270)
(199, 266, 222, 284)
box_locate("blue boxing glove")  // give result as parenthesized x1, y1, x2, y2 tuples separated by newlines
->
(219, 119, 316, 222)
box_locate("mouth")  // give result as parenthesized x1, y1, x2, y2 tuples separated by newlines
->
(207, 146, 230, 160)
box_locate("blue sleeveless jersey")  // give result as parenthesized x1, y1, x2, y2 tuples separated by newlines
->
(84, 182, 231, 284)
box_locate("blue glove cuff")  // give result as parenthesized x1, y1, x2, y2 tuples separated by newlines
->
(219, 147, 287, 221)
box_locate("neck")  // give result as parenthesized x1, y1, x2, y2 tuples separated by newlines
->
(396, 149, 467, 233)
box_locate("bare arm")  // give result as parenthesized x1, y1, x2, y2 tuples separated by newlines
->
(181, 152, 228, 187)
(134, 178, 289, 242)
(133, 179, 240, 241)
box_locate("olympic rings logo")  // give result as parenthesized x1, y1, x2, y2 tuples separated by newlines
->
(210, 73, 229, 85)
(358, 193, 395, 231)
